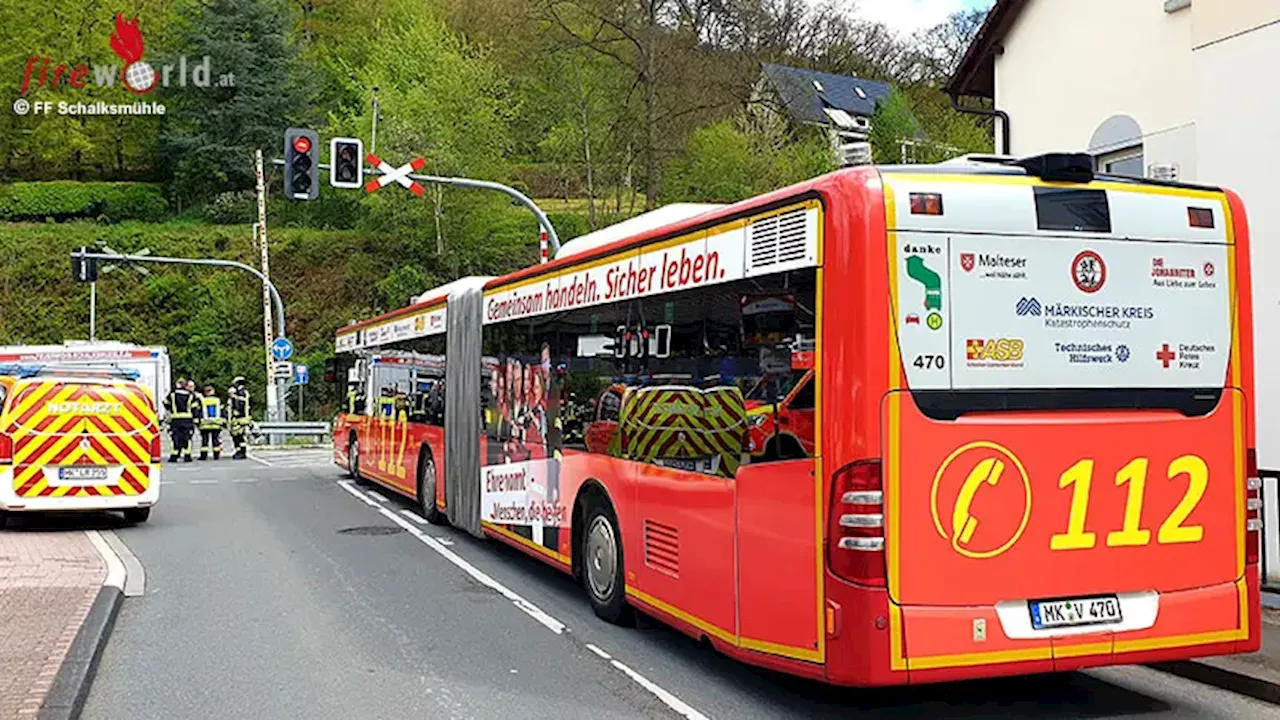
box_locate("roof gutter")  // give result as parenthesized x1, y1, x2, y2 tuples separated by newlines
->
(949, 94, 1011, 156)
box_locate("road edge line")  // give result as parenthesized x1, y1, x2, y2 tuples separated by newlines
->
(1150, 660, 1280, 706)
(39, 533, 128, 720)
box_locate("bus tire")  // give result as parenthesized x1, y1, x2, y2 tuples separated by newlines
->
(349, 435, 367, 485)
(582, 499, 631, 625)
(417, 445, 444, 525)
(123, 507, 151, 524)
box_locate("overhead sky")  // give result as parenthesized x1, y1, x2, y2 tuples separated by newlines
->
(853, 0, 996, 35)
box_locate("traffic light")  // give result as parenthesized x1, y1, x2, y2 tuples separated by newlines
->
(330, 137, 364, 189)
(284, 127, 320, 201)
(71, 247, 98, 282)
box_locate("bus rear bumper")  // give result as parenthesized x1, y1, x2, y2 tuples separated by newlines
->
(823, 567, 1261, 686)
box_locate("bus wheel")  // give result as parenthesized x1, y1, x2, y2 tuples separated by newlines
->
(123, 507, 151, 524)
(416, 446, 443, 525)
(582, 500, 631, 625)
(349, 436, 367, 485)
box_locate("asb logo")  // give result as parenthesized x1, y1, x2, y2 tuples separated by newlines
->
(1016, 297, 1042, 316)
(960, 253, 975, 272)
(930, 441, 1032, 559)
(1072, 250, 1106, 293)
(966, 338, 1024, 362)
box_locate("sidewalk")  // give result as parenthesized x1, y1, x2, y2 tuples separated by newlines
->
(1154, 598, 1280, 705)
(0, 530, 106, 719)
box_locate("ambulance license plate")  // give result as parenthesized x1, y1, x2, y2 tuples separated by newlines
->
(1030, 595, 1122, 630)
(58, 466, 109, 482)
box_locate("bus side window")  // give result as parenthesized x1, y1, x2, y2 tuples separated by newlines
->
(788, 377, 815, 411)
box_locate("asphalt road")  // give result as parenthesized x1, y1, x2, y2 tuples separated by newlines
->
(77, 449, 1280, 720)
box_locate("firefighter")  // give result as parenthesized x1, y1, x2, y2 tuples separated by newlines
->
(228, 377, 252, 460)
(198, 384, 225, 460)
(377, 386, 396, 420)
(163, 377, 197, 463)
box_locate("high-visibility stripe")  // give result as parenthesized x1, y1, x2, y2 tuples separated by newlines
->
(11, 386, 81, 440)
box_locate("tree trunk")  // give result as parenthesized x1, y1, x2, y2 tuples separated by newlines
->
(642, 4, 660, 210)
(433, 185, 445, 255)
(575, 62, 597, 230)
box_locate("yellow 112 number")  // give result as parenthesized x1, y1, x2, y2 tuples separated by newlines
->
(1050, 455, 1208, 551)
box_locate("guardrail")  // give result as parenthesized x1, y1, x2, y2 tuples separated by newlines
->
(252, 421, 331, 446)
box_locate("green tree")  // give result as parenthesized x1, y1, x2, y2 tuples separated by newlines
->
(160, 0, 308, 208)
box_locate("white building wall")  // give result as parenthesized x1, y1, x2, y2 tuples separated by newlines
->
(993, 0, 1194, 172)
(1193, 19, 1280, 471)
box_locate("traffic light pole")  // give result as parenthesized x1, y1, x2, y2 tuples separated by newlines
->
(74, 252, 287, 336)
(74, 250, 288, 432)
(271, 159, 563, 255)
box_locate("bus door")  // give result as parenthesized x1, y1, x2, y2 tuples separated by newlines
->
(882, 180, 1244, 662)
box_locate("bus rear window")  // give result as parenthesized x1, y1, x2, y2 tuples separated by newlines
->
(892, 223, 1231, 418)
(1034, 187, 1111, 233)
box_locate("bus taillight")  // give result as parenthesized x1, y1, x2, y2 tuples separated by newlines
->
(1247, 447, 1262, 565)
(828, 459, 886, 586)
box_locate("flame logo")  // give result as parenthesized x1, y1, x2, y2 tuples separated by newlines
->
(110, 14, 146, 64)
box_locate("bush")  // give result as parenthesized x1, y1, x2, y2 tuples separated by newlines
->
(0, 182, 169, 222)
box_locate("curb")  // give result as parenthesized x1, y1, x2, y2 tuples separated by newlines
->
(37, 584, 123, 720)
(1151, 660, 1280, 706)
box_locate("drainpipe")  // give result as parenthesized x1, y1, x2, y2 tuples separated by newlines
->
(950, 94, 1011, 156)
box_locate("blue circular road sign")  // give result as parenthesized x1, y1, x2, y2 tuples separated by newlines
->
(271, 337, 295, 361)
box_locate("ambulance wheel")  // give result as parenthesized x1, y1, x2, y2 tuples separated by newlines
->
(0, 511, 10, 530)
(582, 500, 632, 625)
(349, 435, 367, 485)
(123, 507, 151, 524)
(416, 445, 443, 525)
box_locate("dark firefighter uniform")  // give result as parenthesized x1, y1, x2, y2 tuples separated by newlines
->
(198, 389, 225, 460)
(229, 382, 252, 459)
(164, 382, 198, 463)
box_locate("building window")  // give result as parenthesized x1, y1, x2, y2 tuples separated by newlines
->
(1097, 146, 1144, 177)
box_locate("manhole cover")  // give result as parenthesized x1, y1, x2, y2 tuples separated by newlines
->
(337, 526, 404, 536)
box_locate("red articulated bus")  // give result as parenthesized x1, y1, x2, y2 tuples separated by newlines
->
(331, 153, 1261, 686)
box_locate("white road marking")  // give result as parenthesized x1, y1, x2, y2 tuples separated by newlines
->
(338, 481, 565, 634)
(610, 659, 710, 720)
(400, 509, 427, 524)
(270, 476, 296, 482)
(102, 530, 146, 597)
(585, 643, 612, 660)
(85, 529, 126, 591)
(367, 490, 389, 503)
(159, 480, 176, 485)
(336, 480, 712, 720)
(232, 478, 259, 484)
(190, 479, 218, 485)
(248, 454, 275, 467)
(433, 536, 455, 547)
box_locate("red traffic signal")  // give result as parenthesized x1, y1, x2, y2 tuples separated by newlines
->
(284, 128, 320, 201)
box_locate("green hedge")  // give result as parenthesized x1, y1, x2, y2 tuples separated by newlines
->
(0, 182, 169, 222)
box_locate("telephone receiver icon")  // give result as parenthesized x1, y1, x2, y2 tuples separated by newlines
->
(951, 458, 1005, 548)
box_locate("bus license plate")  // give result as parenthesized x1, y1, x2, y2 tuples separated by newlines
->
(1029, 595, 1122, 630)
(58, 466, 110, 482)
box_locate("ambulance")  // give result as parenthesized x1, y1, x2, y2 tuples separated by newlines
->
(0, 364, 160, 528)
